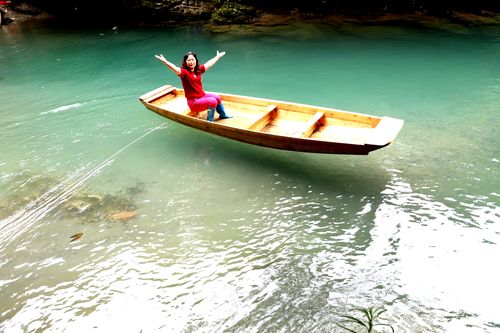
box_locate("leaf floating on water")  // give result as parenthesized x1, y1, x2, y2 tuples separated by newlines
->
(70, 232, 84, 242)
(108, 210, 138, 222)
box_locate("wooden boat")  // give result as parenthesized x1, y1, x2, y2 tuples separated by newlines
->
(139, 85, 404, 155)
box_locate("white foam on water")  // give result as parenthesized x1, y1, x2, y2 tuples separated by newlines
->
(41, 103, 84, 115)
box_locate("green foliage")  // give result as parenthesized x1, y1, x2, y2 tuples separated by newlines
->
(337, 306, 395, 333)
(210, 1, 257, 24)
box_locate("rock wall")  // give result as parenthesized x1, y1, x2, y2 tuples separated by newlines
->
(3, 0, 500, 26)
(136, 0, 215, 22)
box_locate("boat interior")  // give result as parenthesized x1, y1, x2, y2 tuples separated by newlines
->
(142, 86, 383, 144)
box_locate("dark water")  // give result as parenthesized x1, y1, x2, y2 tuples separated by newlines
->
(0, 21, 499, 332)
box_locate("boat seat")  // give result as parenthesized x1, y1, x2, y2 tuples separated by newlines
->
(248, 104, 278, 131)
(292, 112, 326, 138)
(140, 85, 176, 103)
(185, 110, 198, 117)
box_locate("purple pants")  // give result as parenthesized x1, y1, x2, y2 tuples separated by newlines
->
(187, 93, 221, 113)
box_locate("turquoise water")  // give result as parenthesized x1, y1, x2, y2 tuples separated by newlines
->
(0, 21, 499, 332)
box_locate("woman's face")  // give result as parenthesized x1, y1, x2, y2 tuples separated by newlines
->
(186, 55, 197, 70)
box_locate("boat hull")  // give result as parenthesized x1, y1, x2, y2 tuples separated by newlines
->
(139, 85, 404, 155)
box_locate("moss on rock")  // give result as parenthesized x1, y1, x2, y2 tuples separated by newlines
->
(211, 1, 258, 24)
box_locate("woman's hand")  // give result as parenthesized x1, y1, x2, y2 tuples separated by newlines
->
(205, 50, 226, 71)
(216, 50, 226, 59)
(155, 54, 167, 62)
(155, 54, 181, 75)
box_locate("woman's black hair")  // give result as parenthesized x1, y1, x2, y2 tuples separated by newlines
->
(182, 51, 200, 74)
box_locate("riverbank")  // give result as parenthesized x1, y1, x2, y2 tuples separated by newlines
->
(0, 4, 52, 27)
(204, 11, 500, 34)
(2, 2, 500, 32)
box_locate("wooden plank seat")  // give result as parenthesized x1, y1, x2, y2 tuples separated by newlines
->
(248, 104, 278, 131)
(292, 112, 326, 138)
(185, 109, 198, 117)
(140, 85, 175, 103)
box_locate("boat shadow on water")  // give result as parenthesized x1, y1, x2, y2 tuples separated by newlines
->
(148, 123, 393, 259)
(163, 122, 392, 199)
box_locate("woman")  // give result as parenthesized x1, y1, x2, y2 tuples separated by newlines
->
(154, 51, 232, 122)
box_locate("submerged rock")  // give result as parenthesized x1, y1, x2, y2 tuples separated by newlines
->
(2, 172, 60, 214)
(107, 211, 138, 222)
(1, 171, 145, 225)
(61, 190, 140, 223)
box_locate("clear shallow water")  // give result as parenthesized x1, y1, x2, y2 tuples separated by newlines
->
(0, 22, 499, 332)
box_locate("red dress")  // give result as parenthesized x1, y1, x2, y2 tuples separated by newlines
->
(179, 65, 206, 101)
(178, 65, 221, 113)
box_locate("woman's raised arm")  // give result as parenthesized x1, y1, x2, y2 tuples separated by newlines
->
(204, 50, 226, 71)
(155, 54, 181, 75)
